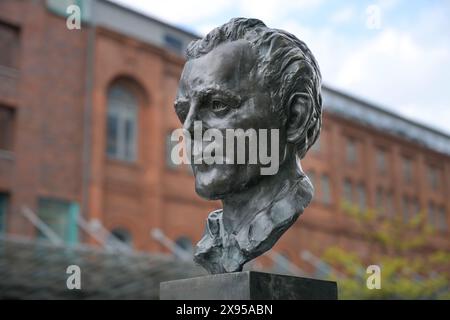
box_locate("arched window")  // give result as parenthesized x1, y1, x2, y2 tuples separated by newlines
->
(106, 83, 138, 161)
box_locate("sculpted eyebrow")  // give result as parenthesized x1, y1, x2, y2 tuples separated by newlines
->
(199, 88, 241, 103)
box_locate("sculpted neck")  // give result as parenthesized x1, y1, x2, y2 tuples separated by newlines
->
(221, 151, 303, 234)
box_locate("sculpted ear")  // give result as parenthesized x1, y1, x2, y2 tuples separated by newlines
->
(286, 93, 312, 143)
(286, 92, 320, 158)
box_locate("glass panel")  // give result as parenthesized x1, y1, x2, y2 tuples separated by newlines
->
(410, 199, 419, 219)
(357, 184, 366, 211)
(0, 106, 14, 151)
(344, 179, 353, 204)
(403, 196, 409, 222)
(438, 207, 447, 231)
(0, 21, 20, 68)
(376, 149, 386, 173)
(109, 228, 133, 247)
(109, 84, 137, 107)
(107, 84, 138, 161)
(386, 193, 394, 218)
(428, 202, 435, 227)
(428, 167, 439, 191)
(106, 114, 119, 157)
(346, 139, 357, 163)
(124, 118, 136, 161)
(38, 198, 78, 244)
(376, 187, 384, 214)
(403, 158, 413, 183)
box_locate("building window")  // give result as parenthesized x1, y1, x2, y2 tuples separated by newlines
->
(386, 192, 394, 218)
(402, 196, 409, 222)
(164, 34, 183, 54)
(376, 148, 387, 174)
(428, 202, 435, 227)
(108, 227, 133, 248)
(106, 84, 138, 162)
(346, 138, 357, 164)
(0, 105, 15, 151)
(37, 198, 79, 244)
(430, 204, 448, 231)
(410, 198, 419, 219)
(376, 187, 384, 214)
(356, 183, 366, 211)
(402, 197, 418, 222)
(321, 174, 331, 205)
(427, 166, 440, 191)
(437, 207, 447, 231)
(0, 193, 8, 233)
(343, 179, 353, 204)
(0, 21, 20, 69)
(403, 157, 413, 183)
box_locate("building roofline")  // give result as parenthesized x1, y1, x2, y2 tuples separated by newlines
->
(103, 0, 201, 40)
(322, 84, 450, 140)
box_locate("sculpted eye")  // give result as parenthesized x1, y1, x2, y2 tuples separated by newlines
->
(211, 100, 230, 113)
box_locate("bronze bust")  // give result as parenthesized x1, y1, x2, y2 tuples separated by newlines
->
(174, 18, 322, 274)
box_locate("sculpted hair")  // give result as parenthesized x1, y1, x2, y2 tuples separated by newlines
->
(186, 18, 322, 159)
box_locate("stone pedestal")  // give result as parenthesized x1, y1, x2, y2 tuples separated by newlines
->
(160, 271, 337, 300)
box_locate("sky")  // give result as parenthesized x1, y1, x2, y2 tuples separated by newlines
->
(110, 0, 450, 135)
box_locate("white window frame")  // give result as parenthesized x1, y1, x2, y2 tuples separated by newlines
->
(107, 85, 138, 162)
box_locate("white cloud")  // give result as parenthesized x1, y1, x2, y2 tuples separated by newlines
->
(196, 23, 218, 35)
(331, 28, 450, 133)
(281, 8, 450, 134)
(377, 0, 400, 11)
(330, 7, 355, 24)
(238, 0, 323, 26)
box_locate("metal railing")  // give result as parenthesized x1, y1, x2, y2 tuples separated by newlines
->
(21, 206, 132, 253)
(151, 227, 309, 277)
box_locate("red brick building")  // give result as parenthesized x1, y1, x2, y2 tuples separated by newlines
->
(0, 0, 448, 273)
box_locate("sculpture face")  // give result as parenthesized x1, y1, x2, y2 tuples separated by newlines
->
(175, 40, 287, 200)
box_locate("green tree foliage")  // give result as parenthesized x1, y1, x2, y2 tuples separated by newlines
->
(321, 202, 450, 299)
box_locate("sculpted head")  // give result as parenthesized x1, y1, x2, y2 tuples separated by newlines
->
(175, 18, 322, 201)
(175, 17, 321, 199)
(174, 18, 322, 274)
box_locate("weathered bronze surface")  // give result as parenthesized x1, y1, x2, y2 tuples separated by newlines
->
(174, 18, 322, 274)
